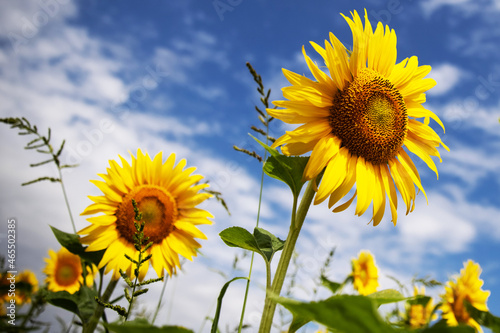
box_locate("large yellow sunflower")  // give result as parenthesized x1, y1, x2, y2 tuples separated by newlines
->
(441, 260, 490, 332)
(268, 10, 448, 225)
(43, 247, 96, 294)
(351, 250, 378, 295)
(78, 149, 213, 280)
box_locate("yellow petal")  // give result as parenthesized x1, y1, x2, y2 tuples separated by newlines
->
(314, 147, 349, 205)
(303, 135, 341, 180)
(174, 221, 207, 240)
(332, 190, 357, 213)
(355, 157, 375, 216)
(328, 150, 357, 208)
(380, 163, 398, 225)
(371, 165, 386, 226)
(302, 45, 336, 94)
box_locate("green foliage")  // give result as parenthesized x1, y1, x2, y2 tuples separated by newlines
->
(105, 318, 194, 333)
(202, 185, 231, 216)
(50, 225, 105, 266)
(41, 286, 98, 324)
(465, 301, 500, 332)
(251, 135, 309, 199)
(210, 277, 249, 333)
(233, 62, 276, 162)
(95, 200, 163, 321)
(421, 321, 475, 332)
(219, 226, 285, 264)
(253, 228, 285, 262)
(320, 275, 344, 294)
(95, 296, 127, 317)
(274, 292, 488, 333)
(0, 117, 77, 186)
(275, 294, 400, 333)
(368, 289, 406, 307)
(407, 295, 433, 307)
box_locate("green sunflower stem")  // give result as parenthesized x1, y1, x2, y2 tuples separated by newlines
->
(84, 278, 118, 333)
(258, 178, 317, 333)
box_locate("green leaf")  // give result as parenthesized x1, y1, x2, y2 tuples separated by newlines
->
(407, 295, 432, 307)
(465, 301, 500, 332)
(106, 318, 194, 333)
(251, 135, 308, 198)
(320, 275, 342, 294)
(42, 286, 98, 324)
(211, 277, 248, 333)
(50, 225, 105, 266)
(274, 294, 398, 333)
(422, 322, 475, 333)
(219, 226, 285, 264)
(219, 227, 261, 254)
(253, 227, 285, 262)
(22, 176, 60, 186)
(367, 289, 406, 307)
(288, 315, 310, 333)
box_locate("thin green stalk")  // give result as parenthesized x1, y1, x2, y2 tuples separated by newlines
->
(258, 179, 318, 333)
(84, 278, 118, 333)
(152, 275, 169, 324)
(237, 134, 270, 333)
(237, 166, 266, 332)
(58, 168, 77, 233)
(64, 315, 76, 333)
(56, 148, 79, 333)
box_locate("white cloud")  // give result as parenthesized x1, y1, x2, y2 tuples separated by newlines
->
(439, 142, 500, 187)
(0, 0, 78, 54)
(398, 193, 476, 253)
(1, 1, 500, 332)
(151, 30, 230, 101)
(421, 0, 471, 15)
(0, 4, 257, 331)
(427, 63, 466, 96)
(419, 0, 500, 16)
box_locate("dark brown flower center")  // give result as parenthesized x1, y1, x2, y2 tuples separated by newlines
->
(115, 185, 178, 244)
(329, 68, 408, 164)
(55, 261, 80, 286)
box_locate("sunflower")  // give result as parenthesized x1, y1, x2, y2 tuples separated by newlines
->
(43, 247, 96, 294)
(407, 286, 436, 329)
(441, 260, 490, 332)
(351, 250, 378, 295)
(78, 149, 213, 280)
(268, 9, 448, 225)
(0, 270, 38, 306)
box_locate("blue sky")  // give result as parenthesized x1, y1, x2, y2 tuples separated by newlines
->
(0, 0, 499, 331)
